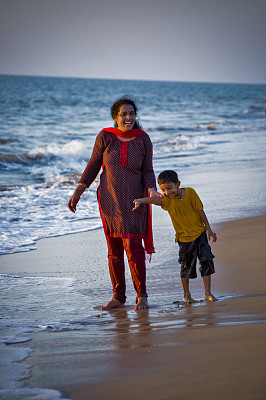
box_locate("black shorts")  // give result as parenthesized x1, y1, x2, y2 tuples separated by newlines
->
(178, 231, 215, 279)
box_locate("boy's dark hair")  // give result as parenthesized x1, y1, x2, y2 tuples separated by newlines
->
(111, 96, 142, 129)
(158, 170, 179, 185)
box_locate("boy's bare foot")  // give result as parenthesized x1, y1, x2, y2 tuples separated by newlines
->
(183, 296, 196, 304)
(134, 297, 149, 311)
(204, 294, 218, 302)
(100, 298, 123, 310)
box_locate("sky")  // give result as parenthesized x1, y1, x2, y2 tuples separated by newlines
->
(0, 0, 266, 84)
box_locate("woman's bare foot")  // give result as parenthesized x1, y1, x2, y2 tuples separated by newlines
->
(204, 293, 217, 302)
(134, 297, 149, 311)
(100, 298, 123, 310)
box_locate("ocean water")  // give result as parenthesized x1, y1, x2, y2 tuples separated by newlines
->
(0, 75, 266, 399)
(0, 75, 266, 255)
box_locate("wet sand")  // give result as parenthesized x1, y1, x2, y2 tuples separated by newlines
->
(1, 214, 266, 399)
(66, 216, 266, 400)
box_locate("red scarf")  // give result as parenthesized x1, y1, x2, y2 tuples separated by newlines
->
(101, 127, 155, 258)
(102, 127, 147, 138)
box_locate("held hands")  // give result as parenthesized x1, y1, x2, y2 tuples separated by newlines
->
(132, 191, 163, 211)
(133, 188, 161, 211)
(132, 199, 141, 211)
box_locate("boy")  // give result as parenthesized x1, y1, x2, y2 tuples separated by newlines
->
(133, 170, 217, 303)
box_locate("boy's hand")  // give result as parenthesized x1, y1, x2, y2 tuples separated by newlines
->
(132, 199, 141, 211)
(208, 230, 217, 242)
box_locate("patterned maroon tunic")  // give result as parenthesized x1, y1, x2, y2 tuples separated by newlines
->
(79, 129, 156, 243)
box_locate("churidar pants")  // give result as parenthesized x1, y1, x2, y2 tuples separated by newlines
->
(105, 235, 147, 304)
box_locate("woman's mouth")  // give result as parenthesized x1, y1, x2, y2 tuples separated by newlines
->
(124, 121, 133, 128)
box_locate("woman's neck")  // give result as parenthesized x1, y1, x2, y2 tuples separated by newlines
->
(117, 135, 136, 142)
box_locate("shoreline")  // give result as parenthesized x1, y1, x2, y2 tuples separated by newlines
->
(0, 201, 264, 264)
(1, 213, 266, 399)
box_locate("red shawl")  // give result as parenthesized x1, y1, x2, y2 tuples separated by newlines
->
(102, 127, 147, 138)
(101, 127, 155, 258)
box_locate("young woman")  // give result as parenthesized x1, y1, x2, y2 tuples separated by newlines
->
(68, 97, 160, 310)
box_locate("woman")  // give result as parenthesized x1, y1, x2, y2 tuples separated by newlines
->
(68, 97, 160, 310)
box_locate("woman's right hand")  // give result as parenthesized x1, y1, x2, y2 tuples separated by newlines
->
(67, 183, 87, 213)
(67, 193, 80, 213)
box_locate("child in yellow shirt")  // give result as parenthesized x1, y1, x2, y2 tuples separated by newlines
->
(133, 170, 217, 303)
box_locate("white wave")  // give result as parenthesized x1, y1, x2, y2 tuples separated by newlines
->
(0, 343, 70, 398)
(197, 123, 217, 130)
(28, 140, 90, 162)
(0, 344, 32, 390)
(0, 388, 70, 400)
(0, 336, 32, 345)
(153, 134, 207, 154)
(0, 180, 102, 254)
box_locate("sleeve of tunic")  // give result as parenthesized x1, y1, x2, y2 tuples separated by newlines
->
(79, 131, 105, 187)
(141, 135, 157, 190)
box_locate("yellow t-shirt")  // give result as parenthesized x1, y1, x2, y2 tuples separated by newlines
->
(161, 187, 206, 243)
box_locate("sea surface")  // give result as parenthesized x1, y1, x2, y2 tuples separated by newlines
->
(0, 75, 266, 399)
(0, 75, 266, 255)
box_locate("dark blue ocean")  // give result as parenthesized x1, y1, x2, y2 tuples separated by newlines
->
(0, 75, 265, 255)
(0, 75, 266, 399)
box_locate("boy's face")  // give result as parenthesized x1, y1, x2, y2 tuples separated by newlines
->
(159, 181, 180, 198)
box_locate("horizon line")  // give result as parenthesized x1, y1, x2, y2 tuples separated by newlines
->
(0, 72, 265, 86)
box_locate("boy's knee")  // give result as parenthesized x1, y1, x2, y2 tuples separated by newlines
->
(199, 261, 215, 277)
(180, 261, 197, 279)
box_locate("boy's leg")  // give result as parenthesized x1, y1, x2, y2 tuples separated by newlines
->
(181, 277, 195, 303)
(179, 240, 197, 302)
(202, 275, 217, 301)
(198, 232, 217, 301)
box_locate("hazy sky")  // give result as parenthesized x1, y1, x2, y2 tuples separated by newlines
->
(0, 0, 265, 84)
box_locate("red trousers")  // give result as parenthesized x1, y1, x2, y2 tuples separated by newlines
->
(105, 235, 147, 304)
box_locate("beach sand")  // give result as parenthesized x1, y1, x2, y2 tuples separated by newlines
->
(1, 214, 266, 400)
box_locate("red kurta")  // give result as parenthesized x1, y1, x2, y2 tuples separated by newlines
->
(79, 129, 156, 253)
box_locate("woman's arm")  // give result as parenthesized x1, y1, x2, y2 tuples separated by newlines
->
(79, 131, 105, 187)
(141, 136, 157, 190)
(68, 132, 105, 213)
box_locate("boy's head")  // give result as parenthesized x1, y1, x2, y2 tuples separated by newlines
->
(158, 170, 181, 198)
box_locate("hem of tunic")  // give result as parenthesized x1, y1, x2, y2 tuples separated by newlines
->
(107, 232, 148, 239)
(98, 189, 148, 240)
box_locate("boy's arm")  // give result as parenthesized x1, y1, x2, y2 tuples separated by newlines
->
(198, 209, 217, 242)
(132, 196, 163, 211)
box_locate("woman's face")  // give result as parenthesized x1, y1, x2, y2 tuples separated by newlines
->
(114, 104, 136, 132)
